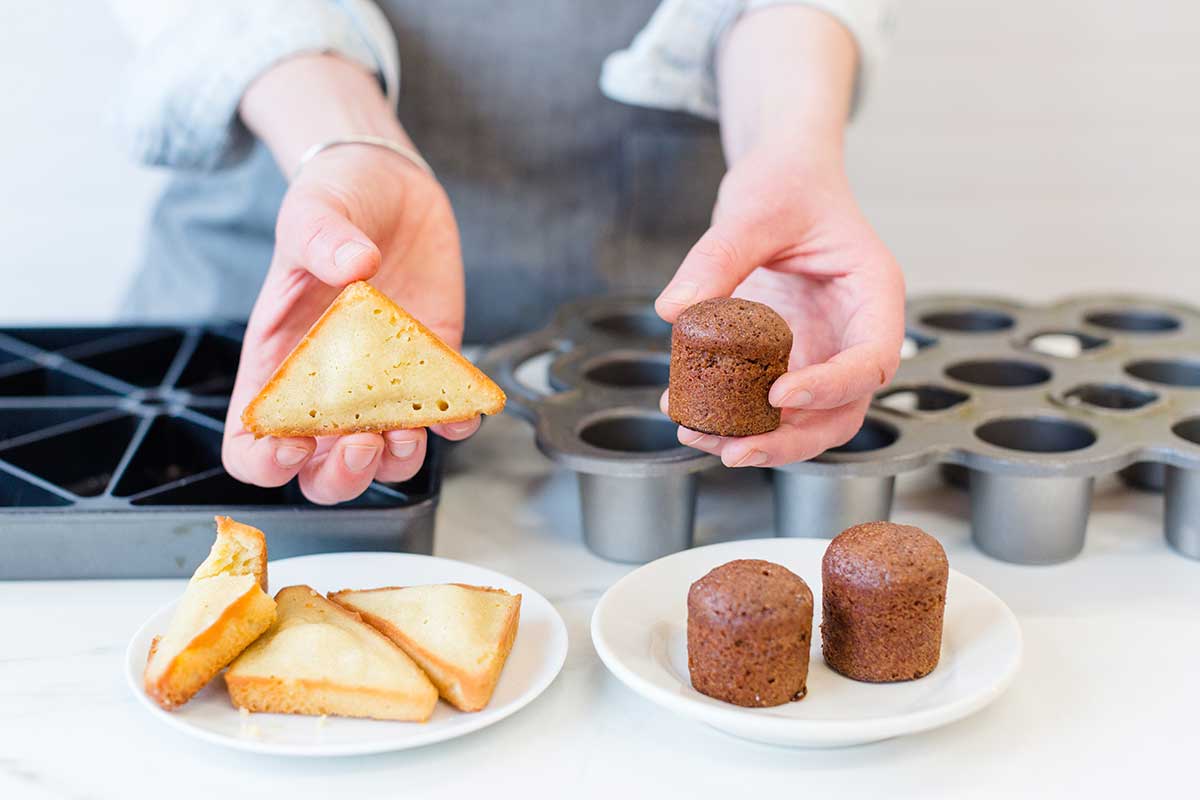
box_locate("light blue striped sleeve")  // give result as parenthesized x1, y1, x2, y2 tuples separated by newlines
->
(600, 0, 895, 121)
(114, 0, 399, 171)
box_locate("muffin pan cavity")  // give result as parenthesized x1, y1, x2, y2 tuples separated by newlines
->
(486, 293, 1200, 566)
(920, 308, 1015, 333)
(579, 353, 670, 389)
(590, 309, 672, 339)
(1061, 383, 1159, 412)
(482, 297, 714, 563)
(1085, 309, 1180, 333)
(945, 358, 1052, 388)
(578, 413, 682, 453)
(1022, 330, 1109, 358)
(1124, 358, 1200, 387)
(877, 384, 970, 415)
(0, 324, 443, 579)
(974, 416, 1097, 453)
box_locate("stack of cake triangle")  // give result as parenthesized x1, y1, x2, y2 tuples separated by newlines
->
(144, 518, 523, 721)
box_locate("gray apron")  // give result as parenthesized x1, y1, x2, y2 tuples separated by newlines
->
(124, 0, 726, 344)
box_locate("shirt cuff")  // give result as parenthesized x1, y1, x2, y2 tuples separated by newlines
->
(600, 0, 894, 122)
(117, 0, 399, 171)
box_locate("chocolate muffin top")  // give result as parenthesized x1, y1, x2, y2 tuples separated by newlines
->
(674, 298, 792, 359)
(688, 559, 812, 621)
(823, 522, 948, 591)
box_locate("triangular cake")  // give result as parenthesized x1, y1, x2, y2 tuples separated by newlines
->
(330, 584, 521, 712)
(225, 586, 438, 722)
(144, 517, 276, 710)
(242, 281, 506, 437)
(191, 515, 269, 592)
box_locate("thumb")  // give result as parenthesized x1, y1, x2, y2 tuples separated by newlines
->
(275, 190, 381, 287)
(654, 218, 770, 322)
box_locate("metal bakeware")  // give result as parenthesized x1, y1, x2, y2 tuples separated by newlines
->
(484, 294, 1200, 565)
(483, 297, 715, 562)
(0, 325, 441, 580)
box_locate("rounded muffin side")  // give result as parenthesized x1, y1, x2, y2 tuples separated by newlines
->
(668, 298, 792, 437)
(820, 521, 949, 682)
(687, 558, 813, 707)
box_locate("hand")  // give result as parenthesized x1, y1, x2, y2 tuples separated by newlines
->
(222, 146, 478, 504)
(656, 147, 905, 468)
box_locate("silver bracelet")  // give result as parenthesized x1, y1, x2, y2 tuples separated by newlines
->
(294, 135, 435, 180)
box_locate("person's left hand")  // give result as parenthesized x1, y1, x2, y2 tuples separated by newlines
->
(655, 146, 905, 468)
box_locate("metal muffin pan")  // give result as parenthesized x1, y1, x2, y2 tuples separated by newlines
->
(485, 294, 1200, 565)
(783, 294, 1200, 564)
(483, 296, 715, 563)
(0, 325, 442, 580)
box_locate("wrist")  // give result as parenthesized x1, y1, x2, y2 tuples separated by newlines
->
(718, 5, 855, 167)
(294, 143, 438, 198)
(736, 134, 847, 184)
(240, 53, 409, 176)
(297, 136, 433, 183)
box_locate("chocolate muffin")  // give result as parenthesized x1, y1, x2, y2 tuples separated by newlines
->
(821, 521, 949, 682)
(669, 298, 792, 437)
(687, 559, 813, 707)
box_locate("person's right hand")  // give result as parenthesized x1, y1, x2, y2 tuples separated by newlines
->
(221, 144, 474, 505)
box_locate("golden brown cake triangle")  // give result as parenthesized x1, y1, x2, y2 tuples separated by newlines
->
(143, 517, 277, 710)
(242, 281, 506, 437)
(330, 584, 521, 712)
(225, 586, 438, 722)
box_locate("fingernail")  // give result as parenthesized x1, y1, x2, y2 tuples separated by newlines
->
(447, 421, 476, 435)
(680, 431, 718, 448)
(657, 281, 698, 307)
(388, 438, 418, 459)
(274, 445, 309, 467)
(731, 449, 769, 468)
(780, 388, 814, 408)
(343, 444, 379, 472)
(334, 241, 370, 270)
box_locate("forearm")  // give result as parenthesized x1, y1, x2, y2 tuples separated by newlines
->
(240, 53, 411, 177)
(717, 5, 857, 166)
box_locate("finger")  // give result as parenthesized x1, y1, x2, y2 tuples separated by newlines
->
(222, 429, 317, 487)
(677, 426, 730, 454)
(429, 416, 481, 442)
(769, 341, 901, 411)
(718, 402, 870, 468)
(376, 429, 428, 483)
(655, 218, 771, 322)
(659, 389, 669, 416)
(297, 433, 384, 505)
(275, 190, 381, 287)
(768, 263, 905, 410)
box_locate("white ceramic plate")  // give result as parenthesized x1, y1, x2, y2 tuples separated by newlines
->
(126, 552, 568, 757)
(591, 538, 1021, 748)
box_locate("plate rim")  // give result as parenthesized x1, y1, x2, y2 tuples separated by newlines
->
(126, 551, 569, 757)
(590, 537, 1023, 746)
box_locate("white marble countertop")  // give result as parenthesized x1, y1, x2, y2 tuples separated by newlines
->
(2, 414, 1197, 799)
